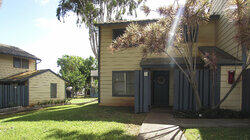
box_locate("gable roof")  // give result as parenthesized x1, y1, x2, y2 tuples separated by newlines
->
(0, 69, 67, 82)
(94, 15, 220, 27)
(94, 19, 158, 27)
(198, 46, 242, 65)
(0, 43, 41, 60)
(140, 46, 242, 68)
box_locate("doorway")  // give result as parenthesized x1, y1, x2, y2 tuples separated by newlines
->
(152, 71, 169, 106)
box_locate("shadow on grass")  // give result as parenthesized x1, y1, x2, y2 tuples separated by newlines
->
(3, 102, 146, 125)
(46, 129, 135, 140)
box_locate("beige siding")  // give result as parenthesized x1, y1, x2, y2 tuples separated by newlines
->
(28, 71, 65, 104)
(0, 54, 36, 79)
(220, 66, 242, 111)
(100, 25, 140, 106)
(99, 21, 216, 106)
(211, 0, 242, 59)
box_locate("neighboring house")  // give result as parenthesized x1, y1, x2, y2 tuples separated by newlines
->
(90, 70, 98, 97)
(0, 44, 66, 108)
(94, 0, 249, 113)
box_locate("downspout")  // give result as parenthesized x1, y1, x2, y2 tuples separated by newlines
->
(35, 59, 42, 70)
(98, 26, 101, 103)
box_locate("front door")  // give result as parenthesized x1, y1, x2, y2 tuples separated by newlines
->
(153, 71, 169, 106)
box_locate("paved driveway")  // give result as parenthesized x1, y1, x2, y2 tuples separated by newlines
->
(138, 108, 250, 140)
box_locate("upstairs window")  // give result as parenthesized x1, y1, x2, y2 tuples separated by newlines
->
(112, 29, 126, 40)
(13, 57, 21, 68)
(22, 59, 29, 69)
(112, 71, 135, 97)
(13, 57, 29, 69)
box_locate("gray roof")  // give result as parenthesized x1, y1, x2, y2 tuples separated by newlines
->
(94, 15, 219, 27)
(141, 57, 204, 67)
(141, 46, 242, 67)
(0, 69, 67, 82)
(199, 46, 242, 65)
(0, 43, 41, 60)
(94, 19, 158, 26)
(91, 70, 98, 77)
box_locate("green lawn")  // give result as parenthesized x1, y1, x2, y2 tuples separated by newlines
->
(184, 128, 250, 140)
(0, 100, 146, 140)
(69, 97, 97, 104)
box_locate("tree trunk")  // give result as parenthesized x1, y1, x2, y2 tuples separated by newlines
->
(190, 73, 202, 110)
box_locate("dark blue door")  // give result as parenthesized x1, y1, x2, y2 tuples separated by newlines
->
(153, 71, 169, 106)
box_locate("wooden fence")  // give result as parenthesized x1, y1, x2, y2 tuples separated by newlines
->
(242, 69, 250, 112)
(0, 84, 29, 109)
(173, 69, 221, 111)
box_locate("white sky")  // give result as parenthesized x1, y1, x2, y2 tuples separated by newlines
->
(21, 0, 184, 73)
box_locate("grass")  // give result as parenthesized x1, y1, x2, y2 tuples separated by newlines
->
(184, 128, 250, 140)
(68, 97, 97, 104)
(0, 100, 146, 140)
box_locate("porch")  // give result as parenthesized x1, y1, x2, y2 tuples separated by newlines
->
(134, 46, 245, 113)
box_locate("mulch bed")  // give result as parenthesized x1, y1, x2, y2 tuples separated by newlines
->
(173, 109, 250, 119)
(0, 99, 97, 116)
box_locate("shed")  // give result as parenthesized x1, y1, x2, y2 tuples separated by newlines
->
(0, 69, 66, 107)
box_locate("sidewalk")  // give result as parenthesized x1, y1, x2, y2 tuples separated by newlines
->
(138, 108, 250, 140)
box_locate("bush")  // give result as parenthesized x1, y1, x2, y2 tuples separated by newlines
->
(33, 99, 69, 107)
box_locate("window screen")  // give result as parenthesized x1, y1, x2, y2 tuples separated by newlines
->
(112, 29, 126, 40)
(112, 71, 135, 97)
(13, 57, 21, 68)
(22, 59, 29, 69)
(50, 83, 57, 98)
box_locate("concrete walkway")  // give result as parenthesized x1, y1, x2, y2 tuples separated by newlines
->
(138, 108, 250, 140)
(138, 109, 186, 140)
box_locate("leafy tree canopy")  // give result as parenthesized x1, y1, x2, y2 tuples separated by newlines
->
(56, 0, 144, 58)
(57, 55, 97, 93)
(111, 0, 249, 110)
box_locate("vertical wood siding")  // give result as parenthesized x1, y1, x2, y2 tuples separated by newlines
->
(0, 54, 36, 79)
(242, 69, 250, 112)
(28, 71, 65, 104)
(0, 84, 29, 108)
(173, 69, 220, 111)
(99, 21, 216, 106)
(211, 0, 242, 59)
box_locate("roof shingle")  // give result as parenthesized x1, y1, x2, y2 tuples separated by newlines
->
(0, 43, 40, 60)
(0, 69, 67, 82)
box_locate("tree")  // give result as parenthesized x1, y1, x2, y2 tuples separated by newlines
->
(57, 55, 97, 95)
(112, 0, 211, 110)
(213, 0, 249, 109)
(79, 56, 97, 94)
(56, 0, 144, 58)
(111, 0, 249, 110)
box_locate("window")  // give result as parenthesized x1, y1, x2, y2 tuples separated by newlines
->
(13, 57, 29, 69)
(50, 83, 57, 98)
(112, 71, 135, 97)
(22, 59, 29, 69)
(13, 57, 21, 68)
(112, 29, 126, 40)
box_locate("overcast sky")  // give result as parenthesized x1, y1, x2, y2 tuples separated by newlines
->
(0, 0, 180, 73)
